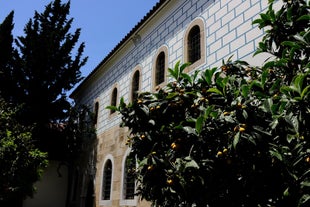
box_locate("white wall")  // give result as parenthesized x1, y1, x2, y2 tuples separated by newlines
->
(77, 0, 270, 132)
(23, 161, 68, 207)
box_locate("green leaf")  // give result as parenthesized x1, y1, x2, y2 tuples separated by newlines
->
(196, 115, 204, 134)
(149, 119, 155, 126)
(242, 110, 248, 119)
(297, 15, 310, 21)
(301, 181, 310, 187)
(168, 60, 181, 80)
(140, 105, 150, 116)
(301, 85, 310, 100)
(204, 105, 214, 118)
(285, 113, 299, 133)
(286, 134, 295, 143)
(241, 85, 250, 97)
(278, 101, 287, 114)
(203, 67, 217, 85)
(250, 80, 263, 90)
(183, 126, 196, 135)
(180, 62, 191, 72)
(174, 60, 180, 72)
(281, 41, 299, 48)
(270, 149, 283, 161)
(269, 6, 275, 22)
(119, 97, 126, 109)
(185, 158, 199, 169)
(262, 98, 273, 113)
(252, 18, 263, 25)
(106, 105, 118, 112)
(168, 68, 177, 79)
(270, 117, 279, 129)
(262, 61, 275, 69)
(233, 132, 240, 149)
(181, 73, 192, 84)
(270, 102, 279, 115)
(192, 70, 200, 83)
(166, 92, 178, 99)
(293, 74, 305, 94)
(261, 69, 268, 86)
(216, 76, 229, 89)
(207, 88, 223, 96)
(301, 169, 310, 178)
(139, 157, 148, 167)
(260, 13, 270, 21)
(286, 6, 293, 21)
(298, 194, 310, 206)
(283, 187, 289, 197)
(280, 85, 293, 95)
(270, 79, 281, 93)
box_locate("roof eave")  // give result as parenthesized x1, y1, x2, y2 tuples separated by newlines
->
(70, 0, 169, 100)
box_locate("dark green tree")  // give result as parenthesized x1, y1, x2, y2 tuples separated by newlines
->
(0, 0, 88, 158)
(0, 11, 19, 101)
(0, 1, 90, 205)
(111, 0, 310, 206)
(0, 98, 48, 207)
(0, 11, 48, 207)
(15, 0, 87, 122)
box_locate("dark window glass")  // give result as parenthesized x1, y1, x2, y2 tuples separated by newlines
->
(188, 25, 201, 63)
(111, 87, 117, 114)
(102, 160, 112, 200)
(131, 71, 140, 101)
(123, 157, 135, 199)
(155, 52, 165, 85)
(94, 102, 99, 125)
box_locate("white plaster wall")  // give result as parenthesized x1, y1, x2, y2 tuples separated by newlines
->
(76, 0, 270, 133)
(23, 161, 68, 207)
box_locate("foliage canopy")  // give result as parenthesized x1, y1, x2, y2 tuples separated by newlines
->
(0, 0, 88, 159)
(0, 99, 48, 206)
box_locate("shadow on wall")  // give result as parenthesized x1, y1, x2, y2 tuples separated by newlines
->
(23, 161, 68, 207)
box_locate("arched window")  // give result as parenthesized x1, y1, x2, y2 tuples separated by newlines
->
(188, 25, 201, 63)
(155, 52, 165, 86)
(123, 156, 135, 200)
(120, 149, 137, 206)
(101, 159, 112, 200)
(131, 69, 140, 101)
(184, 18, 206, 72)
(94, 102, 99, 125)
(110, 87, 118, 114)
(153, 46, 168, 90)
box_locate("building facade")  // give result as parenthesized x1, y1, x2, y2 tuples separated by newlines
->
(71, 0, 272, 206)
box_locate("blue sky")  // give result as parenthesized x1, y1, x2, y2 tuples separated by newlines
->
(0, 0, 159, 78)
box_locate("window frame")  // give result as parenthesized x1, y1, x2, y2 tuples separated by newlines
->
(152, 45, 168, 90)
(110, 84, 118, 115)
(120, 148, 138, 206)
(94, 101, 99, 126)
(183, 18, 206, 73)
(99, 155, 114, 206)
(130, 66, 142, 102)
(188, 25, 201, 63)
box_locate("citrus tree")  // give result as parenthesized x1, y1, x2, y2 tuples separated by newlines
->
(111, 0, 310, 206)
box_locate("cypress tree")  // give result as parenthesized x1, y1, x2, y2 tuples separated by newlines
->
(0, 11, 19, 101)
(13, 0, 88, 157)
